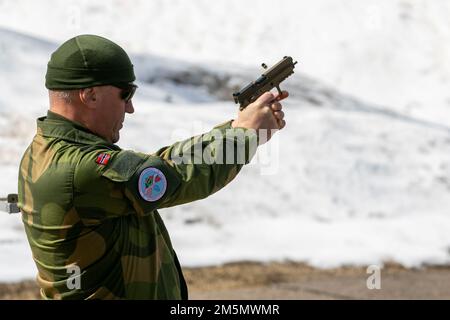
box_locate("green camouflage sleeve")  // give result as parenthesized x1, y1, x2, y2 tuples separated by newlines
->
(153, 120, 258, 208)
(100, 151, 182, 216)
(74, 148, 182, 220)
(81, 121, 257, 218)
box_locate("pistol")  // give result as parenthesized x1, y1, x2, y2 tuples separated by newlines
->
(233, 56, 298, 111)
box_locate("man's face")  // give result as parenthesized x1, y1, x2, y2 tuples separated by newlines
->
(93, 85, 134, 143)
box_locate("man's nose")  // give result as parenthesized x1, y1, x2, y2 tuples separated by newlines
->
(125, 101, 134, 114)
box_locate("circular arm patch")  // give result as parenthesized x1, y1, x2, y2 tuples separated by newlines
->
(138, 167, 167, 202)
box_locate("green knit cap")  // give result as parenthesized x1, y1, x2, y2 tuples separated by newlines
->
(45, 34, 136, 89)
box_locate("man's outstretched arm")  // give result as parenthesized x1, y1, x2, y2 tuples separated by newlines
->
(155, 91, 288, 208)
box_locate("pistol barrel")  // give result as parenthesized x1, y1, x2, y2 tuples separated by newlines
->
(233, 56, 297, 110)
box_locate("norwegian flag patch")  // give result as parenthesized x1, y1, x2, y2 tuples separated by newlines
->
(95, 153, 111, 166)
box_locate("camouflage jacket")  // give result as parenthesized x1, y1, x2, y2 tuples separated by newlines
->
(18, 111, 257, 299)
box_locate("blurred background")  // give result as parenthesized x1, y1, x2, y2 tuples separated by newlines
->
(1, 0, 450, 286)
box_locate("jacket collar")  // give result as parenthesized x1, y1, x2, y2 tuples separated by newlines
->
(37, 110, 120, 149)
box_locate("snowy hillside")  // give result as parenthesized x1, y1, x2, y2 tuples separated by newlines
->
(1, 0, 450, 123)
(0, 0, 450, 282)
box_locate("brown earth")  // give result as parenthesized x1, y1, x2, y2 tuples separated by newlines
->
(1, 262, 448, 300)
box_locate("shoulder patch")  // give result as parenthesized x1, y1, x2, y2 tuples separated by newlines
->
(138, 167, 167, 202)
(95, 153, 111, 165)
(101, 151, 145, 182)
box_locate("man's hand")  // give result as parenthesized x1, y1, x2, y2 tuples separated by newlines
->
(231, 90, 288, 144)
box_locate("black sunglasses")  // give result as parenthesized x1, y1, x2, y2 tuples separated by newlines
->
(112, 83, 138, 103)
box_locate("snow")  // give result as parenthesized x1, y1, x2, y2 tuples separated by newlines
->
(0, 0, 450, 282)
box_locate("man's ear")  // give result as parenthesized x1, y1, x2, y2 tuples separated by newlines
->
(79, 87, 97, 108)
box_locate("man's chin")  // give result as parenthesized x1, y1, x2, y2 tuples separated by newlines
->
(112, 133, 120, 143)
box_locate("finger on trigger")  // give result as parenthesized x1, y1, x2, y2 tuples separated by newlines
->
(275, 90, 289, 101)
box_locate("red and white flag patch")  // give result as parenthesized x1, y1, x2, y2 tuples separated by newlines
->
(95, 153, 111, 165)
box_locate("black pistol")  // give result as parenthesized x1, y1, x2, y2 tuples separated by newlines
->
(233, 56, 297, 111)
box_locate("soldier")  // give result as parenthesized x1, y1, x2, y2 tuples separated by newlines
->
(17, 34, 288, 299)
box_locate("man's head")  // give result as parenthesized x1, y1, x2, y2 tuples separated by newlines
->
(45, 34, 137, 143)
